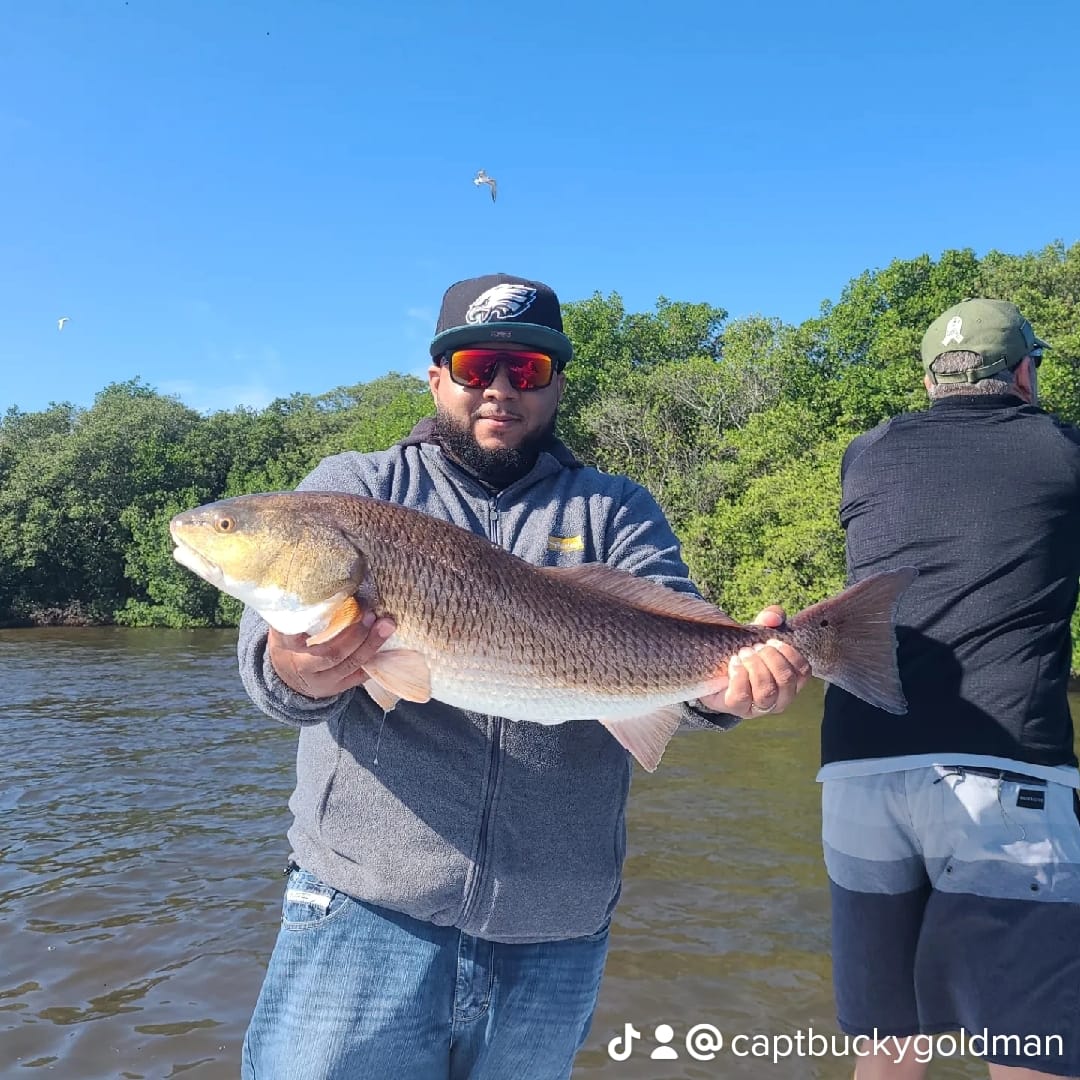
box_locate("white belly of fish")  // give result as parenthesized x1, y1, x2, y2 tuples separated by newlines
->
(379, 634, 722, 724)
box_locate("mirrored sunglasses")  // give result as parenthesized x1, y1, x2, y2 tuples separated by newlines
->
(441, 348, 557, 391)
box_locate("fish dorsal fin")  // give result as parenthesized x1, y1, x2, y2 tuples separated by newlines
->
(600, 707, 685, 772)
(539, 565, 741, 627)
(363, 649, 432, 704)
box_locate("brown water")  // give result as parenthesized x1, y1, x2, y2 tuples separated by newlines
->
(1, 628, 1060, 1079)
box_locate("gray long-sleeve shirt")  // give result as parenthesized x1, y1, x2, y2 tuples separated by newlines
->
(237, 425, 734, 942)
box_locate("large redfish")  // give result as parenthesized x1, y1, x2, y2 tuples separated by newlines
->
(170, 492, 915, 771)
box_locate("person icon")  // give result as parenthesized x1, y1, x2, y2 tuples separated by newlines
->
(650, 1023, 679, 1060)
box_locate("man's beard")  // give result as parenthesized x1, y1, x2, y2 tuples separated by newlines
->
(434, 408, 558, 490)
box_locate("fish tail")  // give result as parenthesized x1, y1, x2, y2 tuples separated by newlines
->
(790, 567, 918, 714)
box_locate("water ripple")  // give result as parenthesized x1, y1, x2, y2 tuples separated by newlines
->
(1, 628, 992, 1079)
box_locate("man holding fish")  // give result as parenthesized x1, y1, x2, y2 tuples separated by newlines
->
(171, 273, 912, 1079)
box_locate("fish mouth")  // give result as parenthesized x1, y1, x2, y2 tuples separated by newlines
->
(169, 519, 223, 583)
(171, 541, 223, 585)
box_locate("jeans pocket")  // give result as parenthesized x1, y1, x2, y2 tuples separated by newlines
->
(281, 868, 351, 930)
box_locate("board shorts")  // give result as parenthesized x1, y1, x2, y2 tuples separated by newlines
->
(823, 765, 1080, 1074)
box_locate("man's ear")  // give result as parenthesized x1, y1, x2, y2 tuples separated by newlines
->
(1014, 356, 1037, 404)
(554, 369, 567, 403)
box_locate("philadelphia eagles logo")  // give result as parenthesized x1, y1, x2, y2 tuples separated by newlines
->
(465, 284, 537, 324)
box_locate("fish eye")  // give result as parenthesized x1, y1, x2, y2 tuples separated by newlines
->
(216, 517, 235, 533)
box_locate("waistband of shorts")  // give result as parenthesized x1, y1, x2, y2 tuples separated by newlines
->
(939, 764, 1047, 785)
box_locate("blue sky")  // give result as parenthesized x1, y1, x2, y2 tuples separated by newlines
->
(1, 0, 1076, 415)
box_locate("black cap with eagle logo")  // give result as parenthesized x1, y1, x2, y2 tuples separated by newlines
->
(430, 273, 574, 368)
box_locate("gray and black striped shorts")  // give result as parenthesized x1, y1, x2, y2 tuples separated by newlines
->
(823, 766, 1080, 1072)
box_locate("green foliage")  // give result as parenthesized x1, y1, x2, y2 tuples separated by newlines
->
(0, 381, 203, 621)
(4, 242, 1080, 680)
(682, 435, 848, 619)
(116, 491, 223, 627)
(0, 373, 431, 627)
(976, 242, 1080, 423)
(555, 243, 1080, 670)
(336, 374, 434, 454)
(559, 293, 727, 457)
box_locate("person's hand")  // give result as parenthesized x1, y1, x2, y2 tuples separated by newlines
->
(267, 612, 397, 699)
(698, 606, 811, 719)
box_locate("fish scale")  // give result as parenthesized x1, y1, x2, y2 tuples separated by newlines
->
(375, 552, 724, 697)
(170, 491, 917, 771)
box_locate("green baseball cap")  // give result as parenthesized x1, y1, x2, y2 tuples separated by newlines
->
(921, 299, 1050, 384)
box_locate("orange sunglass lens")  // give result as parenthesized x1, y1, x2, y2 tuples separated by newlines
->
(448, 350, 554, 390)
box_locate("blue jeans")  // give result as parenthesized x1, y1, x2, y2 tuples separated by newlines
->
(241, 868, 611, 1079)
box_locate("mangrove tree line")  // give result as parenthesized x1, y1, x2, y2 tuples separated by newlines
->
(2, 243, 1078, 657)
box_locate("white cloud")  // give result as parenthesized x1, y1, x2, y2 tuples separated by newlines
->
(159, 378, 277, 414)
(158, 343, 287, 412)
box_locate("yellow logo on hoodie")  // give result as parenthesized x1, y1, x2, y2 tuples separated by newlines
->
(547, 535, 585, 553)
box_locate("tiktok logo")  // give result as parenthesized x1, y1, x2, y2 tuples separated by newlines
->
(608, 1021, 730, 1063)
(607, 1022, 642, 1061)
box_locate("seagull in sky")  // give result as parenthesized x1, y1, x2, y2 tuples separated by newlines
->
(473, 169, 497, 202)
(57, 316, 71, 331)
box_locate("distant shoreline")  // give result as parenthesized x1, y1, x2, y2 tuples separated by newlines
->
(0, 617, 237, 634)
(5, 617, 1080, 691)
(0, 610, 102, 629)
(0, 612, 232, 630)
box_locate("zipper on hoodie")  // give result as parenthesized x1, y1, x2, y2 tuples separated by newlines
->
(459, 497, 505, 928)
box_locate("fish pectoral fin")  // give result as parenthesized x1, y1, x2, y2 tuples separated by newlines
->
(363, 649, 432, 704)
(362, 678, 401, 713)
(599, 707, 685, 773)
(305, 596, 364, 646)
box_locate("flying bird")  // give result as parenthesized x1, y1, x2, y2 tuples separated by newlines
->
(473, 169, 497, 202)
(57, 316, 71, 331)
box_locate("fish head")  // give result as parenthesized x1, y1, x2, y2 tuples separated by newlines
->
(169, 493, 370, 636)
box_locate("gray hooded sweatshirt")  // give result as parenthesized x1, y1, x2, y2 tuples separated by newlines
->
(237, 421, 736, 943)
